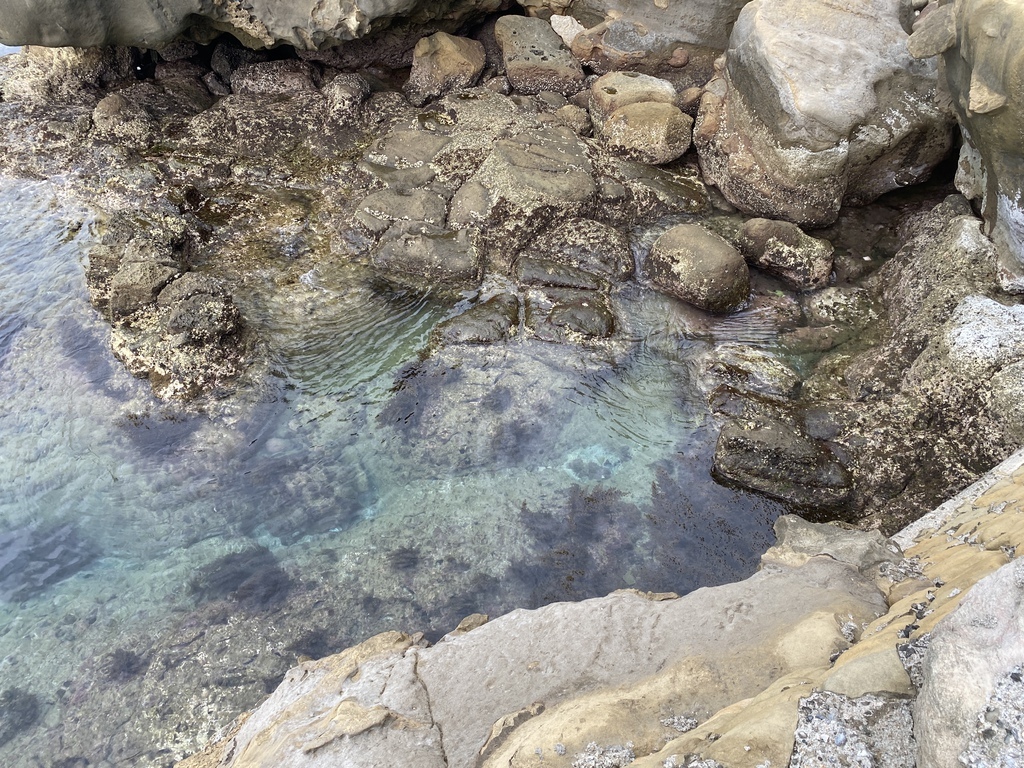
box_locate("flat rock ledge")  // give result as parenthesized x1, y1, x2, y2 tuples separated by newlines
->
(177, 447, 1024, 768)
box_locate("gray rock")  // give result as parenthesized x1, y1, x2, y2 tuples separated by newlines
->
(695, 0, 953, 226)
(600, 102, 693, 165)
(916, 558, 1024, 768)
(765, 515, 902, 574)
(404, 32, 486, 107)
(523, 0, 751, 51)
(736, 218, 834, 291)
(494, 16, 585, 96)
(108, 261, 179, 319)
(323, 73, 372, 122)
(713, 414, 853, 515)
(520, 218, 633, 281)
(453, 125, 597, 269)
(0, 0, 508, 51)
(158, 273, 240, 344)
(646, 223, 749, 313)
(356, 189, 450, 234)
(525, 288, 615, 342)
(700, 344, 801, 400)
(432, 292, 519, 345)
(588, 71, 677, 130)
(372, 222, 480, 284)
(229, 60, 319, 97)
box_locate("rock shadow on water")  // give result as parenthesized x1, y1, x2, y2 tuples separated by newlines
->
(187, 545, 291, 610)
(0, 688, 39, 749)
(0, 522, 99, 604)
(512, 458, 783, 608)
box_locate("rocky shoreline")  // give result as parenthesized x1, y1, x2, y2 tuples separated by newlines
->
(2, 0, 1024, 764)
(176, 453, 1024, 767)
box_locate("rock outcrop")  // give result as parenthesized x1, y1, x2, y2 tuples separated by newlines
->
(907, 0, 1024, 289)
(0, 0, 506, 50)
(695, 0, 954, 226)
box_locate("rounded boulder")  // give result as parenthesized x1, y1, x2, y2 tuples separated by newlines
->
(646, 223, 750, 313)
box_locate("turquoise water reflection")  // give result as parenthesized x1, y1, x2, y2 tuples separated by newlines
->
(0, 179, 784, 766)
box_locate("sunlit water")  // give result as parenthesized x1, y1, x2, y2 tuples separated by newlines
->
(0, 179, 786, 766)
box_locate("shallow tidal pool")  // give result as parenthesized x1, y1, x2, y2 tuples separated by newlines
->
(0, 179, 786, 766)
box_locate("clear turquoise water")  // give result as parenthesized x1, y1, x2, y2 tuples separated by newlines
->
(0, 178, 785, 766)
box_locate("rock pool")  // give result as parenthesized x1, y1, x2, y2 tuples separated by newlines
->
(0, 178, 786, 766)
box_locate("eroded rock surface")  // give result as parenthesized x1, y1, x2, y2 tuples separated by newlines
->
(695, 0, 953, 226)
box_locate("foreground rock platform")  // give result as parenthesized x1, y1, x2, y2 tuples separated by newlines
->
(178, 447, 1024, 767)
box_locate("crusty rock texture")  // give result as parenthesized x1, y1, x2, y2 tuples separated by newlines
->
(695, 0, 953, 227)
(0, 0, 506, 49)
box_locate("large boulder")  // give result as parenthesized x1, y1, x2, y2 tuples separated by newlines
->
(645, 223, 750, 313)
(521, 0, 751, 52)
(0, 0, 506, 49)
(695, 0, 954, 227)
(911, 0, 1024, 288)
(916, 558, 1024, 768)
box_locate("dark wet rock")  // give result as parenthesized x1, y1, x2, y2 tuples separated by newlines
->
(805, 287, 878, 330)
(520, 218, 633, 281)
(405, 32, 486, 106)
(87, 213, 248, 400)
(600, 101, 693, 165)
(0, 688, 39, 749)
(229, 60, 320, 97)
(601, 159, 710, 221)
(646, 223, 750, 313)
(108, 261, 180, 319)
(0, 522, 98, 603)
(372, 222, 481, 285)
(493, 16, 585, 96)
(432, 293, 519, 345)
(453, 124, 598, 269)
(158, 273, 241, 344)
(91, 92, 156, 147)
(736, 218, 834, 291)
(713, 411, 853, 516)
(695, 0, 953, 226)
(188, 545, 291, 611)
(323, 72, 372, 122)
(356, 188, 450, 234)
(526, 287, 615, 342)
(518, 258, 605, 291)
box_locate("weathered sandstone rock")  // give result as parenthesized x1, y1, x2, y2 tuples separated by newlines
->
(695, 0, 954, 226)
(493, 16, 584, 96)
(914, 0, 1024, 288)
(600, 101, 693, 165)
(404, 32, 486, 106)
(180, 544, 887, 768)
